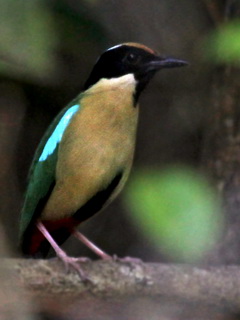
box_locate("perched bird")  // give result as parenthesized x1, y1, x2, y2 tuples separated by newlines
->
(19, 43, 187, 273)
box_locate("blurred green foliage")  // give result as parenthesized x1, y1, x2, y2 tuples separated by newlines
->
(124, 166, 223, 262)
(206, 20, 240, 64)
(0, 0, 58, 82)
(0, 0, 105, 83)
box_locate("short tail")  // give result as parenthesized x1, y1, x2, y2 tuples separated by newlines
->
(20, 220, 74, 258)
(20, 222, 52, 258)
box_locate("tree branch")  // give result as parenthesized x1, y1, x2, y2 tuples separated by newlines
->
(3, 258, 240, 315)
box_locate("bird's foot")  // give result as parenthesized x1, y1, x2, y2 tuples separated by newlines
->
(36, 222, 90, 281)
(113, 255, 142, 264)
(99, 252, 112, 260)
(56, 251, 91, 281)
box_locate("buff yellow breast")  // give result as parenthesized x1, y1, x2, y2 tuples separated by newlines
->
(40, 74, 139, 220)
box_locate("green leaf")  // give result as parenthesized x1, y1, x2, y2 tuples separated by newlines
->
(124, 166, 223, 262)
(205, 20, 240, 64)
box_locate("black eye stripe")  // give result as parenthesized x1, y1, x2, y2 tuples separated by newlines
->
(129, 53, 136, 60)
(84, 45, 155, 90)
(125, 52, 141, 65)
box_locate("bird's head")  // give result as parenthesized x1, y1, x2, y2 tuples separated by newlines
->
(84, 43, 188, 102)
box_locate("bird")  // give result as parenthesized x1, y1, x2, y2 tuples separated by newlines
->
(19, 42, 187, 274)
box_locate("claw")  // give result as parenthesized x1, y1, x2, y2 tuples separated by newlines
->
(57, 253, 91, 281)
(36, 222, 91, 281)
(113, 255, 142, 264)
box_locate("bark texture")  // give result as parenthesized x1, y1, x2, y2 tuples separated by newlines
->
(2, 258, 240, 319)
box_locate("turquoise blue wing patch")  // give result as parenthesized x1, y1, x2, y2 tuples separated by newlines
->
(20, 102, 80, 237)
(39, 104, 79, 161)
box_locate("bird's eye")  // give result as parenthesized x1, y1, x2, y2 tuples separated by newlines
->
(126, 53, 140, 64)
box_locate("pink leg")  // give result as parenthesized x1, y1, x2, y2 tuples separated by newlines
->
(36, 221, 89, 279)
(73, 229, 111, 260)
(73, 230, 140, 263)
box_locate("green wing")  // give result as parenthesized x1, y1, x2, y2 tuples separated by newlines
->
(19, 100, 81, 238)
